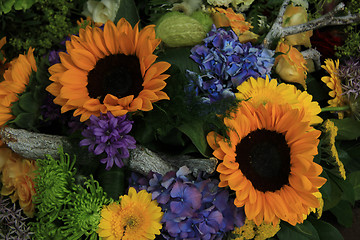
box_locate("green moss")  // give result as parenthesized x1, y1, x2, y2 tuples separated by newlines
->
(335, 25, 360, 58)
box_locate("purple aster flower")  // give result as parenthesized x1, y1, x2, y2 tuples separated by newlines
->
(80, 112, 136, 170)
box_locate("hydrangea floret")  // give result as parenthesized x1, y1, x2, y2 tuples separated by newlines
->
(187, 25, 274, 103)
(130, 166, 245, 239)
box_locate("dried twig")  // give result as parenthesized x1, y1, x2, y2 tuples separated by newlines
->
(301, 48, 321, 70)
(0, 127, 217, 176)
(264, 2, 360, 48)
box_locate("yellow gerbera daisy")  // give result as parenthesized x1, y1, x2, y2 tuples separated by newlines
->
(97, 187, 163, 240)
(0, 47, 37, 126)
(321, 59, 347, 119)
(235, 76, 322, 125)
(46, 18, 171, 122)
(207, 101, 326, 226)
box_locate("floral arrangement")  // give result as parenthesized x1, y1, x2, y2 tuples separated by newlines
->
(0, 0, 360, 239)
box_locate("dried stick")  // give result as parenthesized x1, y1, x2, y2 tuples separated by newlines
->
(264, 2, 360, 48)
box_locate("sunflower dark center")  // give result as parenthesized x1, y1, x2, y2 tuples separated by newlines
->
(87, 54, 143, 103)
(235, 129, 291, 192)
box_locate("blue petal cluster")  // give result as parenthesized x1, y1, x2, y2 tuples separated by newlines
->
(187, 25, 275, 103)
(130, 166, 245, 239)
(80, 112, 136, 170)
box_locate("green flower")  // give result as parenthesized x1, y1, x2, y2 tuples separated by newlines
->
(33, 148, 76, 223)
(59, 176, 111, 240)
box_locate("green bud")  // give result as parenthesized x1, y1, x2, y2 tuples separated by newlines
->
(191, 11, 213, 33)
(156, 12, 207, 47)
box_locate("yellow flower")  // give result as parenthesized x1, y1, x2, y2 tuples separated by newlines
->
(275, 42, 308, 89)
(0, 47, 37, 126)
(207, 101, 326, 226)
(0, 146, 37, 217)
(321, 59, 347, 119)
(231, 218, 280, 240)
(236, 76, 322, 125)
(97, 187, 163, 240)
(282, 4, 313, 47)
(47, 18, 171, 122)
(211, 8, 258, 43)
(320, 119, 346, 180)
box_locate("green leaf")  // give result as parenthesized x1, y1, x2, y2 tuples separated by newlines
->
(348, 171, 360, 201)
(114, 0, 139, 27)
(331, 118, 360, 140)
(14, 0, 36, 10)
(177, 120, 210, 157)
(96, 166, 125, 200)
(329, 200, 353, 227)
(11, 112, 36, 130)
(277, 221, 319, 240)
(1, 0, 15, 14)
(322, 170, 342, 211)
(308, 217, 344, 240)
(157, 47, 200, 75)
(18, 91, 39, 113)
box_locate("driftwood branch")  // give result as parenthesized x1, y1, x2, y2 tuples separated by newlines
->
(301, 48, 321, 70)
(0, 127, 217, 176)
(264, 2, 360, 48)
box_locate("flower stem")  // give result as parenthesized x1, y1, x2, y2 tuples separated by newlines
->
(321, 106, 350, 112)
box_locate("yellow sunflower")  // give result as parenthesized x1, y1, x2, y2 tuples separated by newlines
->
(97, 187, 163, 240)
(236, 76, 322, 125)
(0, 47, 37, 126)
(207, 101, 326, 226)
(321, 59, 347, 119)
(47, 18, 171, 122)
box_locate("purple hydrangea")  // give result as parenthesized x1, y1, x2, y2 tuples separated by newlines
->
(80, 112, 136, 170)
(187, 25, 274, 104)
(129, 166, 245, 239)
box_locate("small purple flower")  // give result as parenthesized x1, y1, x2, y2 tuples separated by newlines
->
(80, 112, 136, 170)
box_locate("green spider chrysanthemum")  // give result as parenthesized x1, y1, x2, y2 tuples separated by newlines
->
(33, 148, 76, 222)
(59, 176, 111, 240)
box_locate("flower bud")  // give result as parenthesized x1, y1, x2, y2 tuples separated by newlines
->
(275, 42, 308, 89)
(156, 12, 208, 47)
(282, 4, 312, 47)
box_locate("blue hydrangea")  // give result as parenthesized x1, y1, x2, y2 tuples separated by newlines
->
(129, 166, 245, 239)
(187, 25, 275, 103)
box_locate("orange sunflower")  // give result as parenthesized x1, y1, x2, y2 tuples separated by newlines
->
(0, 47, 37, 126)
(207, 101, 326, 226)
(47, 18, 171, 122)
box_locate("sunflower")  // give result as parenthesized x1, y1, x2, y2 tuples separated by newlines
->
(0, 47, 37, 126)
(321, 59, 347, 119)
(97, 187, 163, 240)
(207, 101, 326, 226)
(46, 18, 171, 122)
(235, 76, 323, 125)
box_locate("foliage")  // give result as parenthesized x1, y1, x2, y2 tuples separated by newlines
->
(0, 0, 86, 59)
(0, 0, 38, 15)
